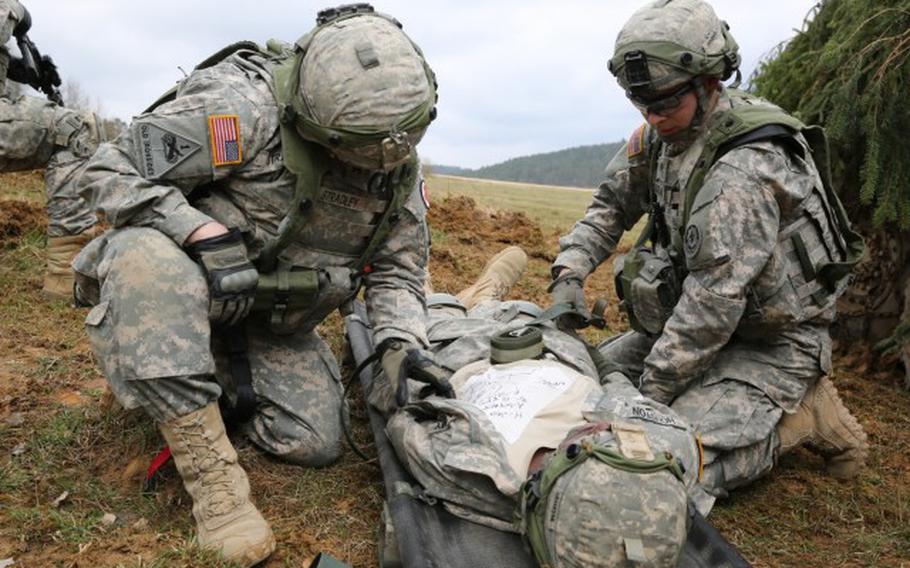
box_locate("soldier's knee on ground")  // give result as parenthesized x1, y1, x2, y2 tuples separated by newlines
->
(276, 437, 343, 467)
(246, 407, 343, 467)
(0, 96, 57, 168)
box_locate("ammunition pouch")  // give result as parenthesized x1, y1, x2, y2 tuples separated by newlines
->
(615, 246, 681, 336)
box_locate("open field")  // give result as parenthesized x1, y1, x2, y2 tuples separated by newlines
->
(427, 173, 646, 250)
(1, 172, 909, 567)
(428, 174, 595, 231)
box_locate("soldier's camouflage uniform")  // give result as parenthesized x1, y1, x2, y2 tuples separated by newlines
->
(0, 0, 99, 237)
(383, 297, 713, 534)
(73, 46, 430, 465)
(554, 90, 847, 497)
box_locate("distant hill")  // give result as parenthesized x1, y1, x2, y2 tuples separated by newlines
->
(432, 141, 625, 188)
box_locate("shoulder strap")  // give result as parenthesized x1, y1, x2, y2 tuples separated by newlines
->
(355, 157, 418, 272)
(144, 41, 269, 113)
(257, 56, 332, 272)
(680, 100, 805, 229)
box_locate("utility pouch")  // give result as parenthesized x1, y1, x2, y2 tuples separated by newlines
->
(615, 247, 681, 336)
(252, 266, 321, 328)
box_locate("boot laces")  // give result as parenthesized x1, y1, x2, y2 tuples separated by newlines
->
(176, 418, 243, 518)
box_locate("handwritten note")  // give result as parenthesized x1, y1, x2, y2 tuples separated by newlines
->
(459, 364, 577, 444)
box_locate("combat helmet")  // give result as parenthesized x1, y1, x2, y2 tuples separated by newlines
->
(276, 3, 438, 171)
(518, 423, 689, 567)
(608, 0, 740, 111)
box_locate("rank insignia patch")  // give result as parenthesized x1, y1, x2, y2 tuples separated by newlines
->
(627, 123, 646, 158)
(208, 115, 242, 167)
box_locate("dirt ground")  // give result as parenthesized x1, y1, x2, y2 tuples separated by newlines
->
(1, 176, 909, 567)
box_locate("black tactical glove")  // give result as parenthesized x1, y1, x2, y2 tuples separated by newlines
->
(186, 228, 259, 326)
(547, 269, 590, 330)
(38, 54, 61, 87)
(12, 6, 31, 37)
(379, 340, 455, 407)
(6, 56, 29, 84)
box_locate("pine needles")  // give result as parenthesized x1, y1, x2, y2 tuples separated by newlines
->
(752, 0, 910, 229)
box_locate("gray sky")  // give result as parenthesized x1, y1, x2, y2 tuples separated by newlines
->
(22, 0, 817, 169)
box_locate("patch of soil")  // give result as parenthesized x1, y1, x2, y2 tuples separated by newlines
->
(0, 199, 45, 244)
(429, 196, 548, 256)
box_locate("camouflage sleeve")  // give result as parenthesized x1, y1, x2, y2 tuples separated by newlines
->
(553, 126, 651, 278)
(77, 65, 271, 245)
(640, 144, 785, 404)
(0, 0, 24, 46)
(364, 172, 430, 348)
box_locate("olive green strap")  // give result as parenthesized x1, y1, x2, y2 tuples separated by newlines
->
(518, 437, 685, 567)
(353, 157, 418, 273)
(680, 103, 804, 233)
(258, 56, 331, 273)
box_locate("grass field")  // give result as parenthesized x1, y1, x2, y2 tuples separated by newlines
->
(1, 172, 909, 567)
(427, 174, 594, 230)
(427, 173, 646, 250)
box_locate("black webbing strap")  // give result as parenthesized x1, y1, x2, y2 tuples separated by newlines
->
(219, 324, 257, 423)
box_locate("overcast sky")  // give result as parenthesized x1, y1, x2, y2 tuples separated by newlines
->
(20, 1, 818, 169)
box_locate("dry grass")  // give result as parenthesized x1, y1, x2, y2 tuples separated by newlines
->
(1, 173, 909, 567)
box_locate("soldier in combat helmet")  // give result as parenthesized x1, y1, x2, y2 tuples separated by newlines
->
(0, 0, 103, 298)
(73, 5, 449, 565)
(550, 0, 869, 501)
(375, 246, 710, 567)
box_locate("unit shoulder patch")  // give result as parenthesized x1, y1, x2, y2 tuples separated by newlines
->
(627, 123, 647, 158)
(134, 122, 203, 179)
(684, 224, 702, 259)
(208, 114, 243, 167)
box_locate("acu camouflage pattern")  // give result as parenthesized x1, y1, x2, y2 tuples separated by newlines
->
(74, 42, 429, 464)
(0, 0, 100, 236)
(612, 0, 736, 92)
(383, 298, 712, 544)
(555, 89, 845, 497)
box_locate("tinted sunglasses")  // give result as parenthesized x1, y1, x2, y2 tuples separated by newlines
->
(627, 81, 695, 116)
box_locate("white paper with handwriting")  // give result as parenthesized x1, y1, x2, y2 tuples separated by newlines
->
(459, 364, 577, 444)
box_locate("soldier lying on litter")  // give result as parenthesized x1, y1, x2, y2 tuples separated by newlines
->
(374, 245, 868, 568)
(72, 5, 439, 566)
(0, 0, 104, 298)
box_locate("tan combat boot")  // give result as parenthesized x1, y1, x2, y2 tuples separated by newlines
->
(777, 376, 869, 479)
(159, 403, 275, 567)
(456, 246, 528, 309)
(43, 227, 100, 300)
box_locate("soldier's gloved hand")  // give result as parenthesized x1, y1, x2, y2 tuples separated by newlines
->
(548, 269, 590, 330)
(12, 6, 31, 37)
(38, 55, 61, 87)
(186, 228, 259, 326)
(6, 56, 29, 84)
(379, 340, 455, 407)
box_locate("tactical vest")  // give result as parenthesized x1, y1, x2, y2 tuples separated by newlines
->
(148, 41, 417, 333)
(616, 91, 865, 336)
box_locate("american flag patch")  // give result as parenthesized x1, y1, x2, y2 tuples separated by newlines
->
(208, 115, 243, 166)
(627, 123, 646, 158)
